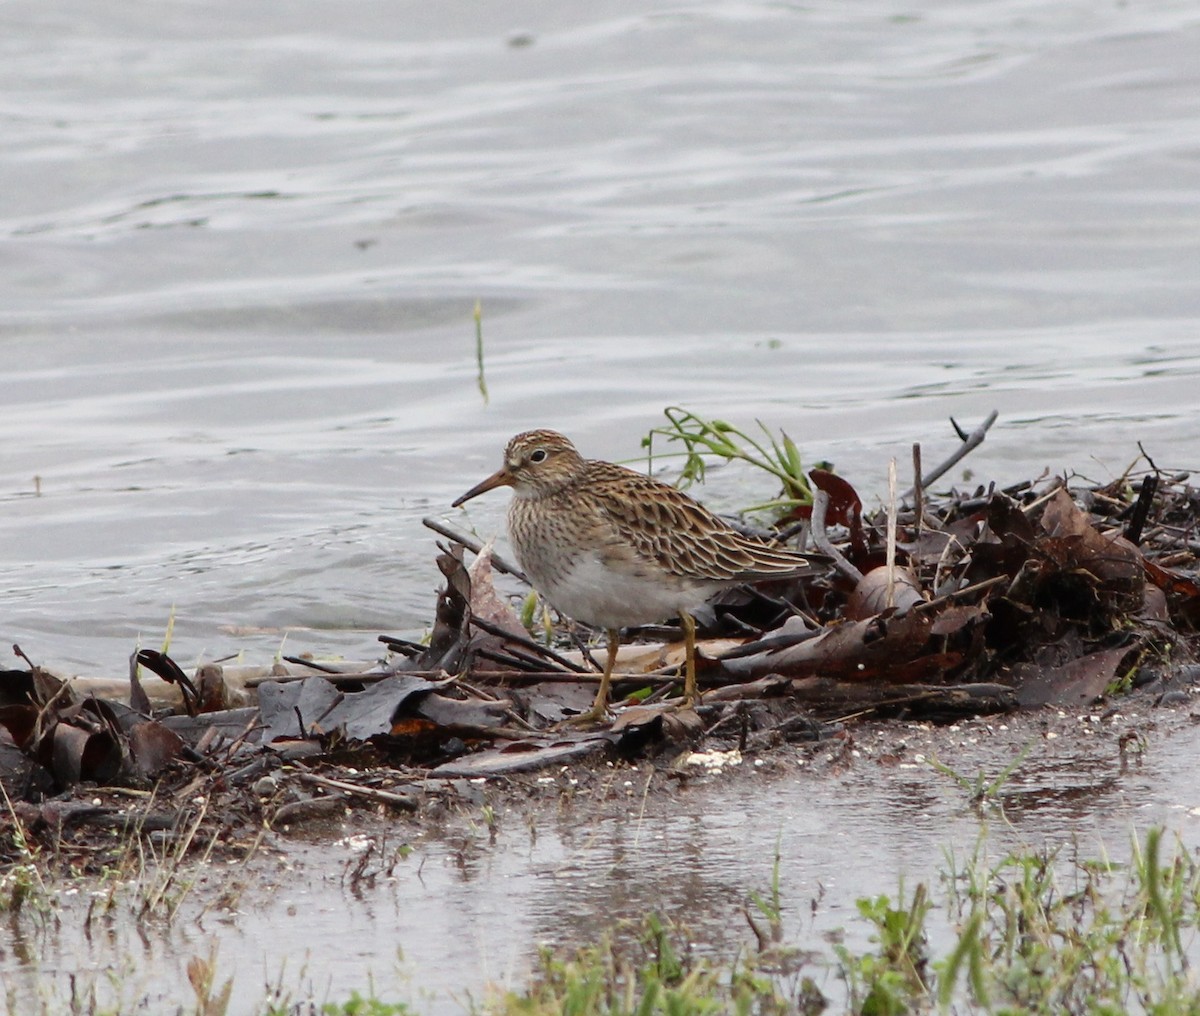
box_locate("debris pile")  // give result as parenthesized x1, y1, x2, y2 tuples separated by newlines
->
(3, 425, 1199, 858)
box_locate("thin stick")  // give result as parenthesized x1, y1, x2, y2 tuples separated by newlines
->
(886, 458, 898, 610)
(298, 772, 419, 812)
(912, 443, 924, 534)
(902, 410, 998, 499)
(421, 517, 526, 580)
(810, 489, 864, 583)
(469, 613, 587, 672)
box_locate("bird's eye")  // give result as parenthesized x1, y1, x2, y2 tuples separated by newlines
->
(529, 448, 548, 463)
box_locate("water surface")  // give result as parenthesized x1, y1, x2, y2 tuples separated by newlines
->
(2, 1, 1199, 1010)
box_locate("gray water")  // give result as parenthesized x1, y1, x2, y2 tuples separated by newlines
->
(2, 0, 1200, 1010)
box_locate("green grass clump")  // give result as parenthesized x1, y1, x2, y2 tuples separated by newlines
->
(642, 407, 815, 515)
(494, 912, 805, 1016)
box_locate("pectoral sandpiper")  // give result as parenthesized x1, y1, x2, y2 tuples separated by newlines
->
(452, 429, 823, 721)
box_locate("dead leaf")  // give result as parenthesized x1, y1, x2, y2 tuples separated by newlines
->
(724, 611, 941, 683)
(845, 567, 924, 620)
(128, 721, 186, 778)
(415, 693, 511, 729)
(468, 542, 526, 639)
(1038, 489, 1144, 606)
(259, 674, 441, 744)
(1009, 645, 1133, 708)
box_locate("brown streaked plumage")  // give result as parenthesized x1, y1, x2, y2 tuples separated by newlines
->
(452, 429, 822, 720)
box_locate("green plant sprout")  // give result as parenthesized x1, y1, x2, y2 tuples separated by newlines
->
(642, 407, 815, 514)
(474, 300, 489, 405)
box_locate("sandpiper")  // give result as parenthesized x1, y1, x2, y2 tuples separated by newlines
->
(452, 429, 822, 720)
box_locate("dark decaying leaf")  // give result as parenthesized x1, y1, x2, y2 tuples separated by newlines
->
(258, 674, 441, 744)
(45, 723, 122, 787)
(1038, 489, 1144, 609)
(415, 693, 511, 730)
(417, 546, 474, 673)
(723, 610, 947, 683)
(258, 678, 342, 743)
(1143, 558, 1200, 626)
(128, 721, 186, 778)
(1, 669, 38, 709)
(609, 702, 705, 744)
(129, 650, 152, 715)
(0, 703, 39, 749)
(928, 601, 990, 636)
(135, 649, 201, 715)
(1009, 645, 1134, 708)
(963, 494, 1036, 583)
(795, 469, 867, 561)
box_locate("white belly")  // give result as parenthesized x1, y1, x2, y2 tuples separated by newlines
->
(523, 551, 720, 630)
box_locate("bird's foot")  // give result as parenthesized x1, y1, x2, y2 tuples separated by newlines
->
(557, 704, 612, 729)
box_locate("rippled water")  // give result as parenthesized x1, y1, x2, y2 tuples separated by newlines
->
(4, 0, 1199, 672)
(2, 0, 1200, 1009)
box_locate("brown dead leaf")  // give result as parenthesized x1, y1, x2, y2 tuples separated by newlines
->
(724, 611, 944, 683)
(44, 723, 122, 788)
(468, 541, 527, 639)
(927, 601, 990, 636)
(845, 567, 924, 620)
(128, 721, 186, 778)
(1009, 644, 1133, 708)
(1038, 489, 1144, 606)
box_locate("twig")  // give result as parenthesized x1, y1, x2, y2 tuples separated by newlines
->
(297, 772, 419, 812)
(282, 655, 343, 675)
(468, 613, 586, 672)
(471, 669, 679, 686)
(1125, 472, 1158, 546)
(912, 574, 1009, 613)
(886, 459, 898, 610)
(810, 489, 864, 583)
(421, 516, 527, 580)
(912, 443, 924, 533)
(903, 410, 999, 499)
(474, 647, 558, 673)
(245, 669, 447, 688)
(569, 629, 604, 673)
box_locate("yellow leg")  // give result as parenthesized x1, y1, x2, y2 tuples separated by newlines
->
(564, 627, 621, 725)
(590, 627, 621, 716)
(681, 611, 700, 705)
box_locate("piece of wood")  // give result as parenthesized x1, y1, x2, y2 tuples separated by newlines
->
(296, 772, 419, 811)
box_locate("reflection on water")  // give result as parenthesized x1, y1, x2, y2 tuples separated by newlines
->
(4, 707, 1196, 1013)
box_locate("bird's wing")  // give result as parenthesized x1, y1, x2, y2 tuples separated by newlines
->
(584, 462, 820, 582)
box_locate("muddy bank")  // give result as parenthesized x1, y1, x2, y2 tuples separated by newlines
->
(4, 446, 1200, 867)
(3, 694, 1196, 1014)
